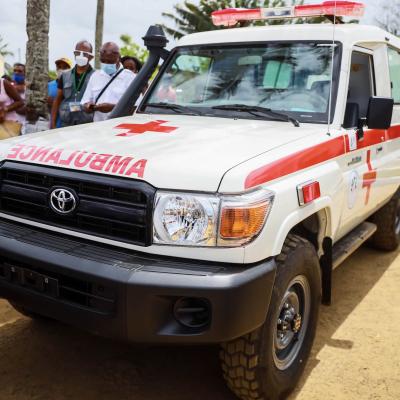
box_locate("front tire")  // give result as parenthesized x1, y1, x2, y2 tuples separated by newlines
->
(220, 235, 321, 400)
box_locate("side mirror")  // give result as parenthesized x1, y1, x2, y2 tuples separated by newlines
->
(366, 96, 394, 130)
(343, 102, 359, 129)
(343, 102, 365, 140)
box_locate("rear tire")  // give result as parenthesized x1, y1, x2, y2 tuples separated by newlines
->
(220, 234, 321, 400)
(369, 191, 400, 251)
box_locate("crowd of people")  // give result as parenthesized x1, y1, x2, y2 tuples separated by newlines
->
(0, 40, 143, 135)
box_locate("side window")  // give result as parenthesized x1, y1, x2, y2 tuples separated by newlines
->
(347, 52, 375, 118)
(388, 47, 400, 103)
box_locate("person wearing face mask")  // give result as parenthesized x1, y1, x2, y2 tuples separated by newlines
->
(12, 63, 28, 131)
(81, 42, 135, 122)
(12, 63, 26, 88)
(50, 40, 95, 128)
(47, 57, 72, 128)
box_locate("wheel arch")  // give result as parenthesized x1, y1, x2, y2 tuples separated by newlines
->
(270, 198, 333, 257)
(289, 207, 332, 257)
(272, 204, 334, 305)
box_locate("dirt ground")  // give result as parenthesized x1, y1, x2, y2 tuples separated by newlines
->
(0, 245, 399, 400)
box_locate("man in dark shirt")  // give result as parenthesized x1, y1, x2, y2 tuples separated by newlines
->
(50, 40, 95, 128)
(48, 57, 72, 128)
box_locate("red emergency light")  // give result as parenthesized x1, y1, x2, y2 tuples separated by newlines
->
(211, 1, 365, 27)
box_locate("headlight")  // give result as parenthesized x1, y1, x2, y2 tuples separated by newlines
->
(153, 193, 220, 246)
(153, 189, 274, 247)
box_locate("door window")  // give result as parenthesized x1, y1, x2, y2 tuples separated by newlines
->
(347, 52, 375, 118)
(388, 47, 400, 103)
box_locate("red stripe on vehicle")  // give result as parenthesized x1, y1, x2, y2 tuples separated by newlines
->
(355, 129, 385, 150)
(245, 124, 400, 189)
(244, 135, 346, 189)
(387, 125, 400, 140)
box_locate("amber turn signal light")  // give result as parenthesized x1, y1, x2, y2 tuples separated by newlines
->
(220, 203, 268, 239)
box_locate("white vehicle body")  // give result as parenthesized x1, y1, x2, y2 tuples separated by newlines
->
(0, 24, 399, 264)
(1, 14, 400, 400)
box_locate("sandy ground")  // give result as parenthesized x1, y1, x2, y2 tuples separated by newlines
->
(0, 246, 399, 400)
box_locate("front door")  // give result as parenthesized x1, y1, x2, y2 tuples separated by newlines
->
(340, 49, 387, 234)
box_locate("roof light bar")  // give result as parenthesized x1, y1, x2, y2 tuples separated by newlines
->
(211, 1, 365, 27)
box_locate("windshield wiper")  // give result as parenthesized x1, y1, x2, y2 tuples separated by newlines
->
(211, 104, 300, 127)
(144, 102, 203, 116)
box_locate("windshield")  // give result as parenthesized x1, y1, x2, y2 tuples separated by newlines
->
(141, 42, 341, 124)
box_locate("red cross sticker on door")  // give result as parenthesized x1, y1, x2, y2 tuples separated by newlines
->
(362, 149, 377, 205)
(114, 120, 178, 137)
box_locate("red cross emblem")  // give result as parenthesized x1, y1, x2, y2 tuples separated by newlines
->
(362, 149, 377, 205)
(114, 120, 178, 137)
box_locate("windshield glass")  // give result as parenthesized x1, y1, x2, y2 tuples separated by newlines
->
(142, 42, 341, 124)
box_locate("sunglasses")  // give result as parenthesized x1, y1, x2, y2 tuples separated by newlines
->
(74, 50, 93, 58)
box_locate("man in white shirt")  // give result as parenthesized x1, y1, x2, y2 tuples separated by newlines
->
(81, 42, 135, 122)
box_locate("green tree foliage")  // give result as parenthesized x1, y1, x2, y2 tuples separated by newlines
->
(119, 34, 149, 64)
(0, 35, 13, 57)
(48, 70, 57, 80)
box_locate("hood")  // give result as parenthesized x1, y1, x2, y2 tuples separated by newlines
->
(1, 114, 323, 192)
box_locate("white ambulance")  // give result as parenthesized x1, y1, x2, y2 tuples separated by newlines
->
(0, 2, 399, 399)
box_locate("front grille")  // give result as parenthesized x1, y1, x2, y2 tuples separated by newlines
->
(0, 162, 156, 246)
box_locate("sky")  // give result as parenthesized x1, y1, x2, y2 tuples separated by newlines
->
(0, 0, 376, 69)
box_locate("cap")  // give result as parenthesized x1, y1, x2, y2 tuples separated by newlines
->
(55, 57, 73, 68)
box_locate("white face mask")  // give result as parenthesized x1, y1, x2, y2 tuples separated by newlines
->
(75, 55, 89, 67)
(74, 50, 92, 67)
(56, 69, 69, 78)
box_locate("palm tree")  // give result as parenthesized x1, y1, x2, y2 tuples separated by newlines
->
(95, 0, 105, 69)
(0, 35, 13, 58)
(25, 0, 50, 122)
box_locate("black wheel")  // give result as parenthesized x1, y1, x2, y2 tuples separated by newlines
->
(9, 301, 50, 320)
(220, 234, 321, 400)
(368, 191, 400, 251)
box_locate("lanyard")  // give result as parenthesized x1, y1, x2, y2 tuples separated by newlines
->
(73, 68, 88, 95)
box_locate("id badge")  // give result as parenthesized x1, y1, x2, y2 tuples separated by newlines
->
(69, 102, 81, 112)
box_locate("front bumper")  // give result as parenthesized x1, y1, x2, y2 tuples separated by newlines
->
(0, 219, 276, 343)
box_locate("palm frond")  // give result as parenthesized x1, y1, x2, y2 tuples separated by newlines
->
(0, 36, 13, 57)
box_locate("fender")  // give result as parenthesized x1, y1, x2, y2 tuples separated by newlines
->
(271, 197, 333, 256)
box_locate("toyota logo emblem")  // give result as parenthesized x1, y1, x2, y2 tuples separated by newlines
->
(49, 188, 77, 215)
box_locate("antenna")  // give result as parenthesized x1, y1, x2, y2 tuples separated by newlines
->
(326, 0, 338, 136)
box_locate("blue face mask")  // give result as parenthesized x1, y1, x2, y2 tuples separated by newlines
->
(12, 73, 25, 84)
(101, 63, 117, 76)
